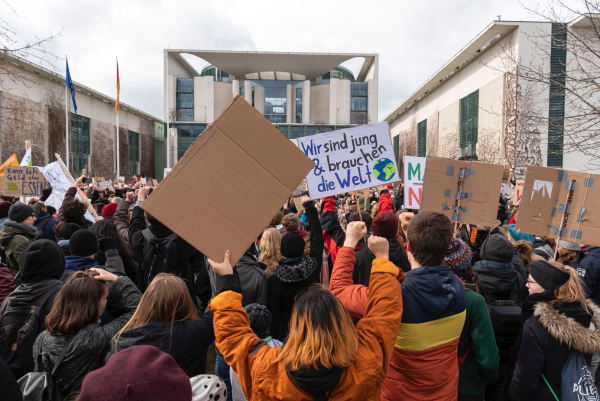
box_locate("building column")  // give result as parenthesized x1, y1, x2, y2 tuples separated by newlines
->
(254, 85, 265, 114)
(232, 80, 240, 97)
(244, 80, 252, 105)
(302, 80, 311, 124)
(286, 84, 293, 123)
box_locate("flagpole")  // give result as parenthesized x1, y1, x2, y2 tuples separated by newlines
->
(116, 111, 120, 179)
(65, 56, 69, 171)
(115, 57, 120, 179)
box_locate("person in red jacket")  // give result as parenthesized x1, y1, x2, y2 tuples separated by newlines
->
(378, 190, 394, 214)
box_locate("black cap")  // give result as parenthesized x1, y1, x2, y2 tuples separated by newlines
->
(69, 229, 98, 257)
(22, 240, 65, 283)
(8, 203, 35, 223)
(480, 234, 514, 263)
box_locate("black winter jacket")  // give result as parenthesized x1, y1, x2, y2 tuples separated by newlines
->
(509, 300, 600, 401)
(353, 239, 410, 286)
(110, 311, 214, 377)
(581, 247, 600, 305)
(213, 251, 268, 306)
(267, 203, 323, 340)
(33, 277, 140, 399)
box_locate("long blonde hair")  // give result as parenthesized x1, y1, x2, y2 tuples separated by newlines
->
(278, 286, 358, 370)
(550, 262, 590, 311)
(114, 274, 198, 346)
(259, 228, 282, 276)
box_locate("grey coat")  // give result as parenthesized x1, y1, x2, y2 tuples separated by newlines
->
(32, 276, 140, 398)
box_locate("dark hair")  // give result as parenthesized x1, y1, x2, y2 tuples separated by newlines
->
(90, 220, 133, 259)
(348, 211, 373, 232)
(45, 270, 106, 334)
(407, 211, 453, 266)
(60, 198, 86, 224)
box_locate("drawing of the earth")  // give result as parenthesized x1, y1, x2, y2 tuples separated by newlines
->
(372, 158, 396, 181)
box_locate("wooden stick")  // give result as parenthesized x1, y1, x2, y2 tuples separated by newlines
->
(54, 153, 99, 219)
(553, 179, 576, 260)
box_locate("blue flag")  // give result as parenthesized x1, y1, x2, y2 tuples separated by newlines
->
(65, 58, 78, 113)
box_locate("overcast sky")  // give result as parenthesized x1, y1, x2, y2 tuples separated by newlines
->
(4, 0, 541, 120)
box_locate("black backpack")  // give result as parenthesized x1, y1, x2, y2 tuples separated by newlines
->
(486, 299, 523, 357)
(139, 229, 179, 291)
(0, 283, 61, 379)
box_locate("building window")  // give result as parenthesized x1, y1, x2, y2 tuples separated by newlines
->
(460, 90, 479, 159)
(296, 87, 303, 123)
(393, 135, 400, 162)
(175, 123, 208, 159)
(351, 82, 368, 124)
(70, 113, 90, 174)
(262, 83, 288, 123)
(548, 23, 567, 168)
(417, 119, 427, 157)
(176, 78, 194, 122)
(128, 130, 140, 176)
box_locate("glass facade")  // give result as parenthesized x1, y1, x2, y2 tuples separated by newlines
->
(128, 130, 140, 176)
(351, 82, 368, 124)
(69, 113, 90, 174)
(200, 65, 230, 82)
(176, 78, 194, 121)
(295, 87, 303, 123)
(174, 123, 208, 159)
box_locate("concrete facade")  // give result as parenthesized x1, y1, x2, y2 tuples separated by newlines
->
(386, 19, 600, 176)
(0, 54, 162, 179)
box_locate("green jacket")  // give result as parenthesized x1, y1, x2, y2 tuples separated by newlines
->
(0, 222, 37, 283)
(458, 289, 500, 396)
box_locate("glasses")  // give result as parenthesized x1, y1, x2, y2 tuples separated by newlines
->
(527, 279, 538, 285)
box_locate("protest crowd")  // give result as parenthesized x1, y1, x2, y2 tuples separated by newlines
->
(0, 174, 598, 401)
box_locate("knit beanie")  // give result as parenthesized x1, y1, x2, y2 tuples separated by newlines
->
(444, 238, 473, 270)
(479, 234, 514, 263)
(371, 212, 398, 239)
(69, 229, 98, 257)
(62, 223, 82, 240)
(281, 231, 305, 258)
(530, 260, 570, 292)
(8, 203, 34, 223)
(0, 201, 11, 219)
(245, 303, 272, 339)
(386, 184, 394, 189)
(32, 202, 45, 217)
(78, 345, 192, 401)
(191, 375, 227, 401)
(21, 240, 65, 283)
(101, 202, 118, 217)
(558, 240, 580, 252)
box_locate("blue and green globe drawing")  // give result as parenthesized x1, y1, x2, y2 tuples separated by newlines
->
(372, 158, 397, 181)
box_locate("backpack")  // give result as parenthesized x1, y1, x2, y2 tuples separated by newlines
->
(0, 283, 61, 379)
(139, 229, 179, 291)
(560, 351, 599, 401)
(486, 299, 523, 354)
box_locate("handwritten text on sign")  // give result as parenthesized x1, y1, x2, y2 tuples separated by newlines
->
(3, 166, 49, 197)
(298, 122, 398, 198)
(403, 156, 426, 209)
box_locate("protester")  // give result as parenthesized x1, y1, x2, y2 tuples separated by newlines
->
(129, 186, 210, 307)
(55, 178, 93, 239)
(57, 222, 82, 257)
(111, 273, 213, 377)
(258, 227, 282, 276)
(267, 199, 323, 340)
(33, 268, 140, 400)
(0, 239, 64, 378)
(0, 201, 12, 230)
(90, 219, 138, 282)
(377, 189, 393, 214)
(444, 238, 500, 401)
(556, 240, 581, 269)
(0, 203, 37, 282)
(580, 245, 600, 305)
(514, 240, 534, 272)
(113, 191, 134, 243)
(77, 345, 194, 401)
(64, 229, 125, 278)
(209, 221, 403, 400)
(354, 212, 410, 286)
(509, 260, 600, 400)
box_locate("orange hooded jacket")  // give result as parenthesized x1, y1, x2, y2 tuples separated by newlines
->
(210, 257, 403, 401)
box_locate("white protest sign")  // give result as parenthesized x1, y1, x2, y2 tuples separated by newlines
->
(298, 122, 398, 198)
(39, 162, 95, 222)
(403, 156, 426, 209)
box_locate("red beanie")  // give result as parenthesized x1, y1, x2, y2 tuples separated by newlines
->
(386, 184, 394, 189)
(78, 345, 191, 401)
(372, 212, 399, 239)
(101, 202, 118, 217)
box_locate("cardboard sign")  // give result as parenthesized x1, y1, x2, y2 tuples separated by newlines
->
(403, 156, 426, 209)
(142, 96, 313, 264)
(352, 188, 370, 198)
(517, 166, 600, 246)
(298, 122, 398, 198)
(39, 161, 95, 222)
(420, 157, 504, 226)
(1, 166, 49, 197)
(513, 180, 525, 205)
(96, 180, 115, 192)
(152, 179, 159, 187)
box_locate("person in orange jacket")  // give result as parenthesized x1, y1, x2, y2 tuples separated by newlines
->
(208, 221, 403, 401)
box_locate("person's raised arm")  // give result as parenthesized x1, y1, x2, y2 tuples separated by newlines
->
(208, 251, 264, 397)
(330, 221, 369, 319)
(128, 186, 149, 249)
(113, 193, 132, 243)
(320, 196, 346, 246)
(355, 235, 403, 378)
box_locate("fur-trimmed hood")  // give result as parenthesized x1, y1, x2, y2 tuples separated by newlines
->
(534, 300, 600, 354)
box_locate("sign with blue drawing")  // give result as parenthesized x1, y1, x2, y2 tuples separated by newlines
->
(518, 166, 600, 246)
(420, 157, 504, 226)
(298, 122, 398, 198)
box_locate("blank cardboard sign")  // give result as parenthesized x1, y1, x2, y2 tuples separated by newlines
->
(517, 166, 600, 246)
(142, 96, 314, 264)
(420, 157, 504, 226)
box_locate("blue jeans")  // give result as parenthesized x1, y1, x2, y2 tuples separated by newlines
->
(215, 347, 233, 401)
